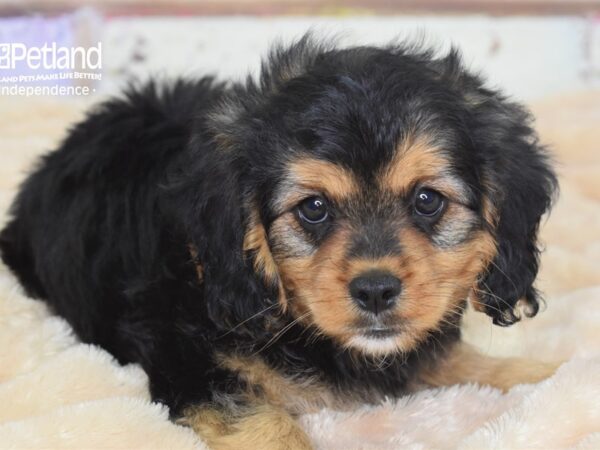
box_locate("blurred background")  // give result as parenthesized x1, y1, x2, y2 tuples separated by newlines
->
(0, 0, 600, 100)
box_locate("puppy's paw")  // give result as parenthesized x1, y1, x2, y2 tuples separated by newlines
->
(183, 404, 313, 450)
(423, 343, 563, 392)
(493, 358, 562, 392)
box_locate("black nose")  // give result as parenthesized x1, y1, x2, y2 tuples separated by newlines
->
(349, 271, 402, 315)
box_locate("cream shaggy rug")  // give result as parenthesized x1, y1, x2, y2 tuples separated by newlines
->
(0, 92, 599, 449)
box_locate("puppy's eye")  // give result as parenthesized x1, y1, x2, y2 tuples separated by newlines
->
(298, 196, 329, 224)
(414, 188, 445, 217)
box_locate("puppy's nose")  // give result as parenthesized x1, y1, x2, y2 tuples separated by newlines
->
(349, 271, 402, 315)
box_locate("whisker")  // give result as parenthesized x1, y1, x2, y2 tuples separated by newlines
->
(252, 312, 312, 355)
(217, 303, 279, 338)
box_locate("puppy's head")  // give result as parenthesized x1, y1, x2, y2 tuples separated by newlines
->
(181, 36, 557, 355)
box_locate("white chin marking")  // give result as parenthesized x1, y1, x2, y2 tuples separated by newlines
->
(347, 335, 399, 355)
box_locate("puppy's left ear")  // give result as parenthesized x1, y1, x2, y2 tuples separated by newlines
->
(468, 88, 558, 326)
(430, 49, 557, 325)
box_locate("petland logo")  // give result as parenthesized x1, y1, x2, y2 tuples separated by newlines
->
(0, 42, 102, 70)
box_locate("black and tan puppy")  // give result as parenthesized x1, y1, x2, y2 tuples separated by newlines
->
(0, 35, 557, 449)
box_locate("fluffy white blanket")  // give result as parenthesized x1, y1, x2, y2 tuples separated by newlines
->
(0, 93, 599, 449)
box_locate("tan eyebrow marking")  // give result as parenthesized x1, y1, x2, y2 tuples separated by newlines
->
(289, 158, 359, 200)
(272, 158, 360, 215)
(380, 135, 469, 203)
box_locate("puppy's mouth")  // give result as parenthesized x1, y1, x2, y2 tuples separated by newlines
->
(346, 324, 405, 355)
(354, 316, 406, 339)
(357, 326, 402, 339)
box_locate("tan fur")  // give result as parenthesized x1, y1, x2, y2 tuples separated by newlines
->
(274, 225, 357, 344)
(218, 354, 346, 414)
(421, 342, 560, 392)
(182, 403, 313, 450)
(187, 244, 204, 283)
(398, 227, 496, 330)
(243, 207, 280, 284)
(380, 136, 468, 202)
(481, 192, 499, 228)
(287, 158, 359, 204)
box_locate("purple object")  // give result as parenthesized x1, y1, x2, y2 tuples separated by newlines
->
(0, 15, 76, 86)
(0, 10, 102, 96)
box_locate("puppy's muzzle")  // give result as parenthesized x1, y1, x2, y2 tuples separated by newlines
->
(349, 270, 402, 315)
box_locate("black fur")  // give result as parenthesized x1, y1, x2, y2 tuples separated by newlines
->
(0, 35, 556, 417)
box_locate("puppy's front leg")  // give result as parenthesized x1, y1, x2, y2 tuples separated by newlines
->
(181, 403, 313, 450)
(421, 342, 560, 392)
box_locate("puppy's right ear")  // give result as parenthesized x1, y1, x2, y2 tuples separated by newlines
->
(164, 129, 278, 334)
(165, 35, 329, 331)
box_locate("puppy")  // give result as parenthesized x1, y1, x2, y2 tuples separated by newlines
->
(0, 35, 558, 449)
